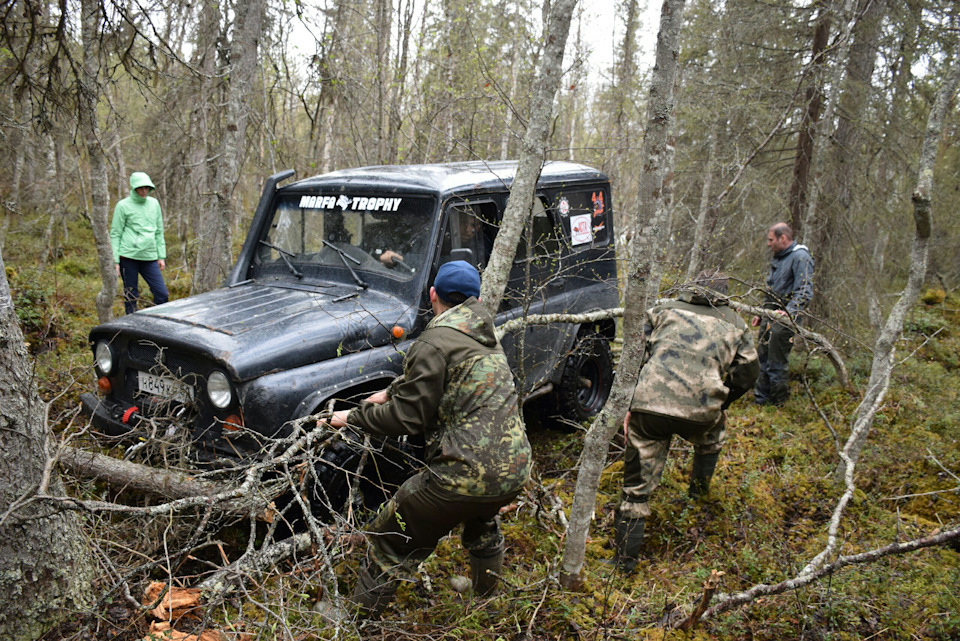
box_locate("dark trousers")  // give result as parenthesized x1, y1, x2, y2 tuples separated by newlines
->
(755, 319, 794, 404)
(119, 256, 169, 315)
(364, 470, 518, 580)
(619, 411, 724, 519)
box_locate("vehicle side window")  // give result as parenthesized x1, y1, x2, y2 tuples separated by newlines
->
(552, 188, 610, 249)
(438, 200, 498, 269)
(515, 196, 559, 264)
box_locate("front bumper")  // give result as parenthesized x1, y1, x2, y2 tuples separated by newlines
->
(80, 392, 141, 437)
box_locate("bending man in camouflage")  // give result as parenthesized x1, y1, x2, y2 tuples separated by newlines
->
(326, 261, 532, 616)
(612, 272, 759, 572)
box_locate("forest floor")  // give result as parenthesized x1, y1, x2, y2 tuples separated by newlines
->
(5, 215, 960, 640)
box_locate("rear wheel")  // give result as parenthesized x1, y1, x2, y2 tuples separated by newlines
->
(553, 334, 614, 426)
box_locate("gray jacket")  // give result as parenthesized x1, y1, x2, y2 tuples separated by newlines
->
(765, 241, 814, 316)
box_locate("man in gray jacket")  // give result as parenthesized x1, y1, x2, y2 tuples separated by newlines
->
(612, 272, 759, 572)
(752, 222, 814, 405)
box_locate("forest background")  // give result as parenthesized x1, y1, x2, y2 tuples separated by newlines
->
(1, 0, 960, 639)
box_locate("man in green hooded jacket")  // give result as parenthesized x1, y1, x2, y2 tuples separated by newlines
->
(110, 172, 168, 314)
(325, 260, 531, 617)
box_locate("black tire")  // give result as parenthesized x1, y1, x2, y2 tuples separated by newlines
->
(553, 334, 614, 426)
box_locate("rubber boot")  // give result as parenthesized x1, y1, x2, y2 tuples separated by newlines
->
(689, 452, 720, 498)
(351, 563, 398, 618)
(608, 513, 645, 573)
(469, 545, 504, 597)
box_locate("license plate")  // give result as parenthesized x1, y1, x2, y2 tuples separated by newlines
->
(138, 371, 195, 403)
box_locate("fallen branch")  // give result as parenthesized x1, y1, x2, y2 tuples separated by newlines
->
(56, 446, 280, 520)
(198, 533, 313, 598)
(700, 525, 960, 621)
(675, 569, 724, 631)
(728, 301, 850, 390)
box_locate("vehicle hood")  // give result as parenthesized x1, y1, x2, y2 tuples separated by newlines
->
(92, 281, 419, 381)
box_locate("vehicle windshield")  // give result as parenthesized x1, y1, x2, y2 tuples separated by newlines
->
(259, 193, 437, 280)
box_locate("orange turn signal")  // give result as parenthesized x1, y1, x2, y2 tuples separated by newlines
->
(223, 414, 243, 431)
(97, 377, 112, 394)
(392, 325, 404, 339)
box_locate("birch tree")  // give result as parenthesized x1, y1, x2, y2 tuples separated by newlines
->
(479, 0, 580, 313)
(833, 42, 960, 481)
(559, 0, 686, 587)
(80, 0, 118, 323)
(193, 0, 266, 292)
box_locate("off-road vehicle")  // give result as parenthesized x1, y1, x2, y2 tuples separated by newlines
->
(81, 161, 619, 515)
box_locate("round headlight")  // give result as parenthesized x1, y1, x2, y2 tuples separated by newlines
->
(207, 370, 233, 409)
(95, 341, 114, 375)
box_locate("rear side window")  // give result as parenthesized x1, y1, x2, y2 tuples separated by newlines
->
(550, 188, 611, 249)
(515, 196, 560, 264)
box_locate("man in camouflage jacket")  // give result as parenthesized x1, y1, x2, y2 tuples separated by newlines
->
(612, 272, 759, 572)
(326, 261, 531, 616)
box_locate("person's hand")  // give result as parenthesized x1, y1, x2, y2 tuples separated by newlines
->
(158, 259, 166, 270)
(365, 390, 389, 405)
(774, 309, 788, 316)
(379, 250, 402, 267)
(750, 315, 760, 327)
(623, 411, 631, 442)
(318, 409, 351, 429)
(115, 264, 120, 277)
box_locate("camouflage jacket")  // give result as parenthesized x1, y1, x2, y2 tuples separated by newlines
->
(348, 297, 531, 497)
(631, 291, 760, 423)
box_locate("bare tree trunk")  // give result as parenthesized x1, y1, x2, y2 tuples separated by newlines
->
(193, 0, 265, 292)
(799, 0, 858, 248)
(479, 0, 580, 313)
(80, 0, 117, 323)
(833, 43, 960, 481)
(559, 0, 686, 588)
(685, 130, 717, 280)
(0, 252, 95, 640)
(788, 0, 831, 238)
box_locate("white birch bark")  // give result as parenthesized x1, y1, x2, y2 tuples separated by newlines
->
(831, 43, 960, 483)
(559, 0, 686, 587)
(79, 0, 117, 323)
(479, 0, 580, 313)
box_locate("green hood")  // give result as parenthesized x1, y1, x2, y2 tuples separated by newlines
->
(429, 297, 497, 348)
(129, 172, 156, 193)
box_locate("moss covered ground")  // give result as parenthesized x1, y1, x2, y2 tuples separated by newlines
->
(4, 217, 959, 640)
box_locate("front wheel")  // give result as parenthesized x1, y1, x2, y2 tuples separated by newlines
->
(553, 334, 614, 426)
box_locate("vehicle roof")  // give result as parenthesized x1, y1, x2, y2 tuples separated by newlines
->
(281, 160, 609, 196)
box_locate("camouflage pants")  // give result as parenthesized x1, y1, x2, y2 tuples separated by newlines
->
(754, 319, 794, 404)
(618, 412, 725, 520)
(364, 469, 518, 581)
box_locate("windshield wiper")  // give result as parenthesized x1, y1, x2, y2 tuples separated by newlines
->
(259, 240, 302, 278)
(322, 240, 369, 289)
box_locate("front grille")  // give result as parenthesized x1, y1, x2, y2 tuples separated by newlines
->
(128, 341, 196, 377)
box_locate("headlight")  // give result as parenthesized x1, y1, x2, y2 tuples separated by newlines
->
(207, 370, 233, 409)
(94, 341, 114, 375)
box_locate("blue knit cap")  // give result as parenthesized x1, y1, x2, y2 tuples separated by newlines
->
(434, 260, 481, 301)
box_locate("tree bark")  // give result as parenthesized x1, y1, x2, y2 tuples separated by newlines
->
(479, 0, 580, 314)
(833, 43, 959, 484)
(0, 252, 95, 640)
(193, 0, 265, 292)
(80, 0, 117, 323)
(559, 0, 686, 588)
(789, 0, 832, 238)
(685, 130, 717, 280)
